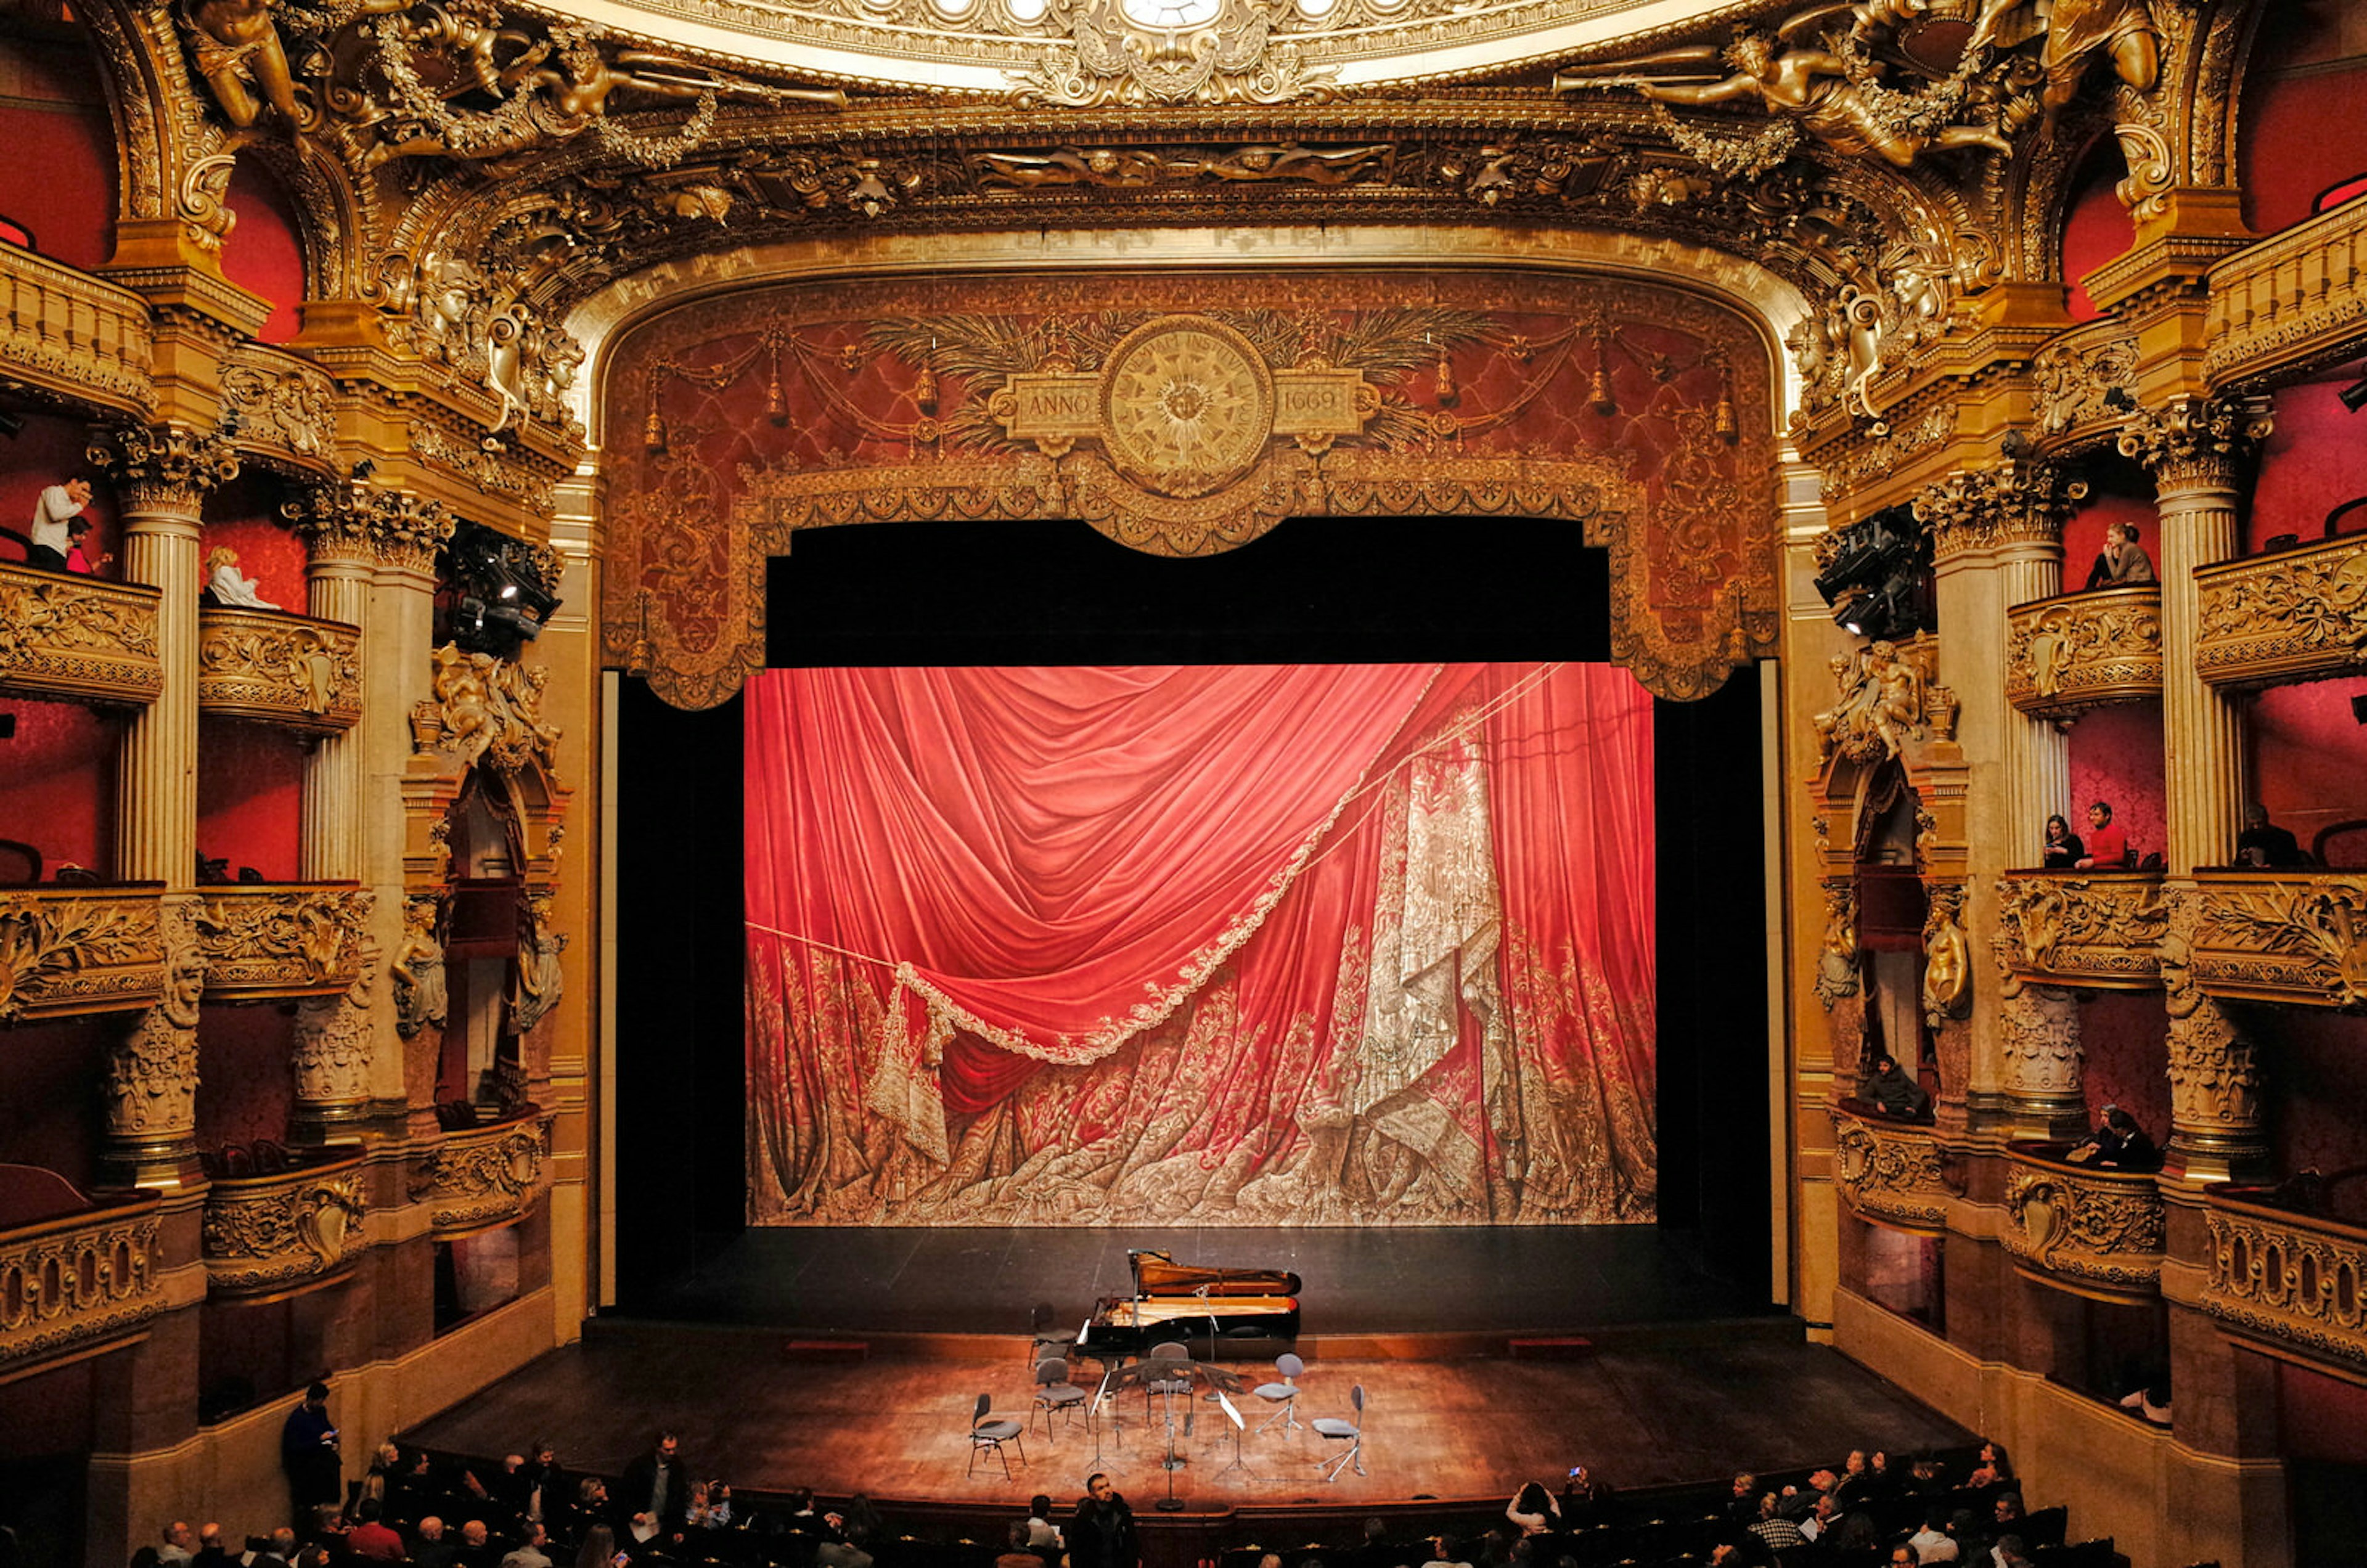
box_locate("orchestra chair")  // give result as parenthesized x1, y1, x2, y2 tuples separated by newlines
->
(1253, 1353, 1305, 1435)
(967, 1392, 1026, 1480)
(1312, 1384, 1365, 1480)
(1029, 1357, 1089, 1440)
(1144, 1339, 1193, 1423)
(1027, 1302, 1071, 1369)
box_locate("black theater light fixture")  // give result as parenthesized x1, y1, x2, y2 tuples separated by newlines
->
(439, 518, 563, 658)
(1816, 504, 1934, 641)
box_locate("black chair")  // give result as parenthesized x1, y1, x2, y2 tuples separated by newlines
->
(2017, 1505, 2067, 1551)
(2032, 1540, 2113, 1568)
(966, 1392, 1024, 1480)
(1028, 1357, 1087, 1439)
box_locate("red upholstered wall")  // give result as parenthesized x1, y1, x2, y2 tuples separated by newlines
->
(2076, 991, 2170, 1144)
(2249, 377, 2367, 553)
(1, 697, 115, 877)
(2249, 679, 2367, 857)
(0, 1018, 106, 1191)
(195, 1004, 298, 1150)
(2062, 143, 2135, 324)
(2240, 4, 2367, 235)
(2067, 701, 2164, 861)
(222, 163, 306, 345)
(2268, 1009, 2367, 1177)
(0, 35, 116, 270)
(196, 720, 305, 880)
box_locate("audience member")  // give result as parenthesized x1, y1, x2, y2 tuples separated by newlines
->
(573, 1525, 616, 1568)
(2082, 521, 2155, 589)
(1505, 1482, 1560, 1535)
(1024, 1497, 1064, 1554)
(1907, 1506, 1959, 1563)
(160, 1524, 196, 1567)
(1418, 1537, 1471, 1568)
(193, 1524, 229, 1568)
(1068, 1476, 1136, 1568)
(1858, 1053, 1934, 1121)
(996, 1522, 1042, 1568)
(2067, 1105, 2159, 1171)
(65, 516, 110, 574)
(1969, 1442, 2014, 1489)
(618, 1434, 689, 1533)
(2073, 802, 2128, 870)
(1722, 1472, 1757, 1525)
(2119, 1377, 2172, 1426)
(2041, 814, 2083, 870)
(346, 1503, 404, 1564)
(1748, 1493, 1805, 1556)
(279, 1382, 341, 1522)
(27, 478, 91, 572)
(2237, 804, 2306, 867)
(501, 1522, 554, 1568)
(456, 1521, 496, 1568)
(1890, 1548, 1921, 1568)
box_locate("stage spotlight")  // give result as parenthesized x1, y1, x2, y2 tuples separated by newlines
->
(440, 519, 563, 656)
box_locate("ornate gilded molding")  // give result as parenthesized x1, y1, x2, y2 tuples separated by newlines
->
(2187, 872, 2367, 1010)
(1921, 880, 1969, 1028)
(411, 645, 563, 776)
(0, 889, 166, 1022)
(2206, 191, 2367, 392)
(1829, 1102, 1952, 1234)
(1810, 634, 1957, 767)
(2030, 326, 2138, 449)
(87, 423, 241, 515)
(2116, 394, 2274, 492)
(196, 608, 363, 733)
(1912, 457, 2085, 565)
(0, 565, 165, 707)
(2194, 533, 2367, 690)
(2003, 1145, 2167, 1301)
(1995, 872, 2168, 987)
(0, 246, 155, 417)
(407, 425, 560, 521)
(292, 480, 455, 574)
(201, 1151, 368, 1299)
(0, 1196, 165, 1379)
(2203, 1188, 2367, 1381)
(1814, 406, 1956, 504)
(294, 942, 380, 1126)
(192, 885, 371, 1000)
(2161, 883, 2263, 1178)
(392, 894, 449, 1042)
(408, 1110, 553, 1236)
(104, 896, 205, 1162)
(1013, 0, 1339, 107)
(2004, 585, 2162, 718)
(219, 345, 338, 475)
(1995, 970, 2083, 1112)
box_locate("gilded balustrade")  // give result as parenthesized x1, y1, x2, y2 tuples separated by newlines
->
(192, 884, 370, 1000)
(0, 244, 153, 417)
(2202, 1177, 2367, 1379)
(2206, 192, 2367, 392)
(1829, 1102, 1952, 1234)
(200, 1149, 368, 1299)
(2001, 1142, 2167, 1302)
(2004, 586, 2163, 719)
(2187, 871, 2367, 1008)
(2194, 533, 2367, 689)
(197, 608, 362, 735)
(0, 887, 166, 1021)
(0, 563, 163, 706)
(409, 1109, 553, 1238)
(0, 1192, 165, 1379)
(1995, 872, 2168, 989)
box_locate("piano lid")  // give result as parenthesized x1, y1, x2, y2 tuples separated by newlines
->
(1130, 1249, 1304, 1297)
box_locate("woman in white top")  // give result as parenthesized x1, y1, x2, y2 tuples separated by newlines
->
(1506, 1482, 1561, 1535)
(206, 545, 278, 610)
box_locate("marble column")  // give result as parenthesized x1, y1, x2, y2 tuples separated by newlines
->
(89, 425, 238, 1188)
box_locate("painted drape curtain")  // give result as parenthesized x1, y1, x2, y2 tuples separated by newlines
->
(745, 663, 1657, 1225)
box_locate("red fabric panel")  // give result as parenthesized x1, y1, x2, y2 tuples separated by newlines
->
(196, 719, 305, 880)
(2061, 145, 2134, 324)
(224, 163, 307, 344)
(0, 57, 116, 271)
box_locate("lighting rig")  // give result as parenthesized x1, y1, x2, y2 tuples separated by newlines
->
(437, 519, 563, 658)
(1813, 505, 1934, 642)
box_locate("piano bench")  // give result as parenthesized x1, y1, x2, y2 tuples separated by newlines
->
(783, 1339, 869, 1363)
(1508, 1336, 1596, 1360)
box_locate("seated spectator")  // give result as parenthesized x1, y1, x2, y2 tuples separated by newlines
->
(347, 1503, 405, 1564)
(573, 1527, 616, 1568)
(2082, 521, 2155, 590)
(1722, 1473, 1758, 1525)
(1969, 1443, 2014, 1490)
(1560, 1465, 1613, 1524)
(501, 1523, 554, 1568)
(2119, 1378, 2172, 1426)
(996, 1523, 1043, 1568)
(1506, 1482, 1561, 1535)
(192, 1524, 229, 1568)
(456, 1520, 497, 1568)
(2041, 815, 2083, 871)
(563, 1481, 610, 1547)
(2237, 805, 2307, 867)
(2067, 1106, 2159, 1171)
(1906, 1506, 1958, 1564)
(1420, 1535, 1472, 1568)
(160, 1523, 196, 1567)
(2074, 802, 2128, 871)
(1889, 1548, 1921, 1568)
(1858, 1053, 1933, 1121)
(1748, 1493, 1805, 1557)
(1989, 1535, 2030, 1568)
(1024, 1497, 1064, 1554)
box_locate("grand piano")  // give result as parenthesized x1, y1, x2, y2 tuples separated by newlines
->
(1076, 1249, 1301, 1362)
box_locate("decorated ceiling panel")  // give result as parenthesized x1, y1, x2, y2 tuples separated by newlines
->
(598, 266, 1780, 708)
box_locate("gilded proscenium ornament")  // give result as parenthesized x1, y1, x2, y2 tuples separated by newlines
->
(0, 1197, 165, 1378)
(1810, 635, 1956, 767)
(409, 1109, 553, 1236)
(973, 143, 1396, 190)
(293, 480, 455, 573)
(2030, 328, 2138, 446)
(2002, 1145, 2167, 1300)
(1829, 1102, 1952, 1233)
(2194, 533, 2367, 690)
(2115, 393, 2274, 490)
(192, 884, 371, 999)
(197, 609, 363, 733)
(0, 565, 165, 707)
(0, 890, 166, 1022)
(200, 1152, 368, 1298)
(1911, 457, 2086, 565)
(87, 425, 242, 515)
(2005, 585, 2162, 718)
(1995, 871, 2167, 987)
(218, 348, 338, 473)
(2188, 872, 2367, 1010)
(2202, 1188, 2367, 1380)
(411, 644, 563, 776)
(1013, 0, 1339, 107)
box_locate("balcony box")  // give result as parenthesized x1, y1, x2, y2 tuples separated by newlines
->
(2005, 586, 2163, 720)
(2002, 1141, 2166, 1302)
(0, 886, 165, 1021)
(0, 1166, 163, 1382)
(409, 1108, 552, 1239)
(2188, 870, 2367, 1008)
(197, 608, 362, 735)
(193, 884, 369, 1000)
(2196, 533, 2367, 690)
(0, 563, 162, 707)
(1995, 871, 2169, 989)
(200, 1145, 367, 1301)
(1829, 1101, 1952, 1234)
(0, 245, 153, 416)
(2203, 1169, 2367, 1381)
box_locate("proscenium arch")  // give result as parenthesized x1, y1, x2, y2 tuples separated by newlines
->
(566, 223, 1820, 709)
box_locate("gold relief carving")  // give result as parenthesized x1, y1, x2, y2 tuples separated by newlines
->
(2116, 394, 2274, 491)
(0, 1203, 165, 1375)
(2195, 534, 2367, 689)
(1995, 872, 2167, 985)
(293, 480, 454, 573)
(1814, 406, 1955, 501)
(392, 894, 449, 1042)
(0, 249, 155, 415)
(2191, 874, 2367, 1010)
(1911, 457, 2085, 564)
(2202, 1201, 2367, 1378)
(106, 896, 205, 1145)
(409, 1113, 553, 1235)
(2161, 886, 2262, 1164)
(193, 885, 371, 998)
(412, 645, 563, 776)
(1012, 0, 1339, 107)
(974, 143, 1394, 190)
(1829, 1105, 1952, 1232)
(2003, 1153, 2166, 1295)
(219, 351, 337, 469)
(0, 565, 165, 707)
(1065, 447, 1314, 557)
(1810, 635, 1948, 766)
(2005, 586, 2162, 717)
(1921, 880, 1969, 1028)
(0, 891, 166, 1021)
(507, 891, 565, 1037)
(2206, 198, 2367, 389)
(2032, 330, 2138, 443)
(406, 425, 558, 521)
(88, 424, 242, 515)
(1099, 316, 1273, 496)
(1995, 971, 2081, 1101)
(294, 945, 378, 1113)
(1813, 882, 1860, 1009)
(201, 1159, 368, 1297)
(197, 609, 363, 733)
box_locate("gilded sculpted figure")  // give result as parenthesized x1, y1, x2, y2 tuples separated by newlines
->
(181, 0, 412, 131)
(391, 899, 448, 1041)
(1970, 0, 2159, 125)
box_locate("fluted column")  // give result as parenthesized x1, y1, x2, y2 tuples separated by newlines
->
(2119, 396, 2273, 874)
(92, 424, 239, 888)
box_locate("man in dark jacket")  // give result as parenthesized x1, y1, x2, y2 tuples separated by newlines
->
(1068, 1476, 1137, 1568)
(279, 1382, 341, 1521)
(618, 1435, 689, 1533)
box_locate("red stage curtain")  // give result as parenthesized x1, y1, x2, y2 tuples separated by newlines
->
(745, 663, 1656, 1225)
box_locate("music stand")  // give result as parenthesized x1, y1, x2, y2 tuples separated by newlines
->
(1213, 1389, 1251, 1479)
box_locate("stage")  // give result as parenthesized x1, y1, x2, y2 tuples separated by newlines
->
(403, 1228, 1974, 1509)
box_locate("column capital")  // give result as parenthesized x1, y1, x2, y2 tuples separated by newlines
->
(1912, 457, 2086, 565)
(2116, 394, 2275, 493)
(86, 423, 240, 517)
(2159, 886, 2267, 1179)
(290, 480, 455, 573)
